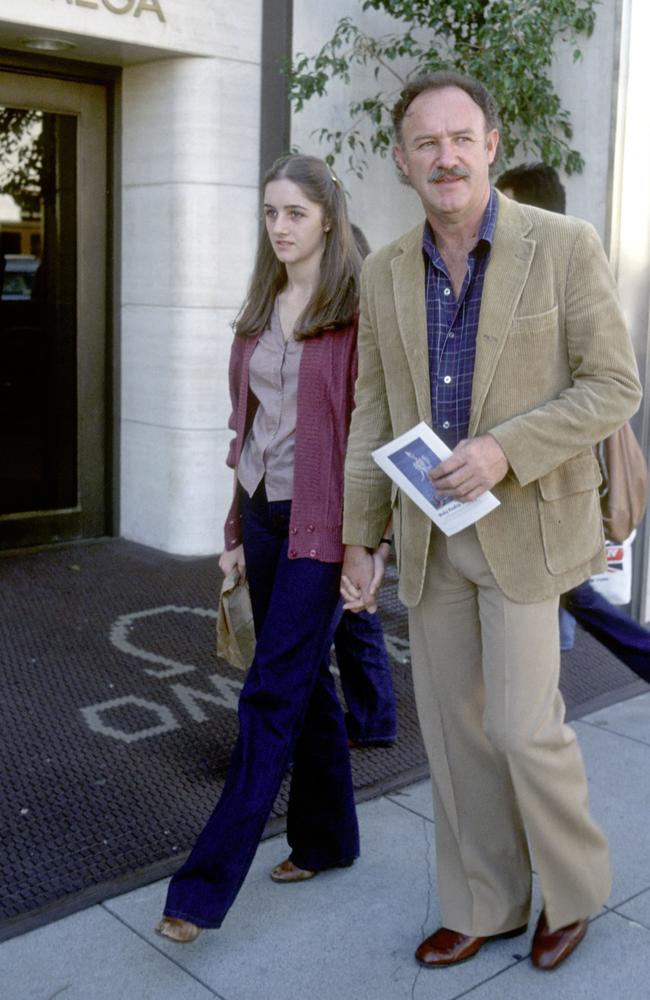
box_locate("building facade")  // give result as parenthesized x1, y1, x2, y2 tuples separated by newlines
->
(0, 0, 648, 617)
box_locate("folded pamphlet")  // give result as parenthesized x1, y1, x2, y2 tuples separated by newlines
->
(372, 421, 500, 537)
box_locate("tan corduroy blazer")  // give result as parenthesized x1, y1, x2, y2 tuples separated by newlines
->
(343, 191, 642, 606)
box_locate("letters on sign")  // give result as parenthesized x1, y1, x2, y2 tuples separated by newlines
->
(65, 0, 166, 23)
(79, 605, 410, 743)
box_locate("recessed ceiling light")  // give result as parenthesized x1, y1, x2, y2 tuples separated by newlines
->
(20, 37, 76, 52)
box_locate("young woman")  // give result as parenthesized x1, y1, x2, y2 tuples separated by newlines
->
(157, 155, 366, 943)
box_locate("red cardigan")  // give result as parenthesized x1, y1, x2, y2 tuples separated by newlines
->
(224, 320, 359, 562)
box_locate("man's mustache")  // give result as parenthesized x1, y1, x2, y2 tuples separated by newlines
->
(428, 167, 470, 183)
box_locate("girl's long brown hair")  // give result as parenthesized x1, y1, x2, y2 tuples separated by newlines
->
(234, 155, 362, 340)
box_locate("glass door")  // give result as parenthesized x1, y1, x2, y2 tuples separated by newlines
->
(0, 71, 107, 548)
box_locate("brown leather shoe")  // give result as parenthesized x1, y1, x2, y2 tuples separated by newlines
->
(531, 910, 588, 970)
(415, 924, 527, 968)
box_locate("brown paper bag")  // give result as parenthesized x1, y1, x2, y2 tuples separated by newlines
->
(216, 568, 255, 671)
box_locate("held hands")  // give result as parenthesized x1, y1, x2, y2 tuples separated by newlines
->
(428, 434, 509, 502)
(340, 542, 390, 614)
(219, 544, 246, 578)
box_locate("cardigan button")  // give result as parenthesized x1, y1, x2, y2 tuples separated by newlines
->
(309, 549, 317, 558)
(307, 523, 315, 532)
(289, 548, 298, 557)
(290, 527, 298, 534)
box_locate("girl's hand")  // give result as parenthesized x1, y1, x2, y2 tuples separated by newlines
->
(219, 544, 246, 578)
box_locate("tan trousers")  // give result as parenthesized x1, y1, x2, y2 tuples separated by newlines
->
(408, 526, 611, 935)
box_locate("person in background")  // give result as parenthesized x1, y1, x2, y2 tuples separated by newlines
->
(330, 600, 397, 747)
(495, 162, 566, 213)
(329, 223, 397, 749)
(341, 70, 641, 973)
(157, 154, 364, 943)
(495, 162, 650, 682)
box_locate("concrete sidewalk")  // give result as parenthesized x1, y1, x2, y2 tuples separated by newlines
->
(2, 692, 650, 1000)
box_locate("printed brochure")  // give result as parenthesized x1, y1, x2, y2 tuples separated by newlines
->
(372, 421, 500, 536)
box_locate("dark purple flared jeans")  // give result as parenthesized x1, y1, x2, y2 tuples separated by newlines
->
(163, 487, 359, 928)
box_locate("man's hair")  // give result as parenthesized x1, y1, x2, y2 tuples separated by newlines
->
(495, 162, 566, 214)
(391, 70, 501, 145)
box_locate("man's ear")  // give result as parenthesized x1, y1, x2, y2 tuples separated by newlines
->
(486, 129, 500, 166)
(393, 143, 409, 179)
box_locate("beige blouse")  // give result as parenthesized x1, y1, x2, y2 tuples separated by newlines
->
(237, 303, 304, 501)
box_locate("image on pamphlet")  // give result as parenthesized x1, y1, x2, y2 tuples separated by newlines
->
(372, 421, 500, 536)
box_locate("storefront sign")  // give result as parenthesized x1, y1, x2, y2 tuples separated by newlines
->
(64, 0, 166, 22)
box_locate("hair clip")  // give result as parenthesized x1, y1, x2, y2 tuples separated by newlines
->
(330, 171, 339, 185)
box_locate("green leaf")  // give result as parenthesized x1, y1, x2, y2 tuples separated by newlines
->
(289, 0, 597, 178)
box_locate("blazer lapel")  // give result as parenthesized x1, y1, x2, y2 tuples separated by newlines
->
(469, 197, 535, 435)
(390, 226, 432, 425)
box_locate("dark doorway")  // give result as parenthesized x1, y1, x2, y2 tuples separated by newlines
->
(0, 108, 77, 516)
(0, 72, 108, 548)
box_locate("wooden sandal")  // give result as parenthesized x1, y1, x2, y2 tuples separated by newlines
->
(270, 858, 317, 883)
(156, 916, 203, 943)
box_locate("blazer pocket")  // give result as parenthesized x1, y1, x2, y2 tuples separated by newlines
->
(511, 304, 559, 335)
(537, 452, 603, 575)
(538, 451, 602, 500)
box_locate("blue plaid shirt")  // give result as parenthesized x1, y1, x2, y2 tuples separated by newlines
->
(422, 188, 498, 448)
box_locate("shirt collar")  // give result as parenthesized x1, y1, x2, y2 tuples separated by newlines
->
(422, 186, 498, 263)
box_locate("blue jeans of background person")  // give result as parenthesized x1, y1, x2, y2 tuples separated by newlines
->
(563, 580, 650, 681)
(559, 607, 577, 652)
(331, 605, 397, 745)
(163, 488, 359, 929)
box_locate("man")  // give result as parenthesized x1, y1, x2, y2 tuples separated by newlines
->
(495, 161, 650, 676)
(341, 71, 642, 972)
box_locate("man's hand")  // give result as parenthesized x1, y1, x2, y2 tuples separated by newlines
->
(429, 434, 509, 502)
(341, 544, 388, 614)
(219, 544, 246, 578)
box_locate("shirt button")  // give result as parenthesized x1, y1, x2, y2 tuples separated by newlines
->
(444, 287, 451, 296)
(309, 549, 317, 558)
(443, 375, 452, 384)
(448, 332, 455, 338)
(442, 420, 451, 429)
